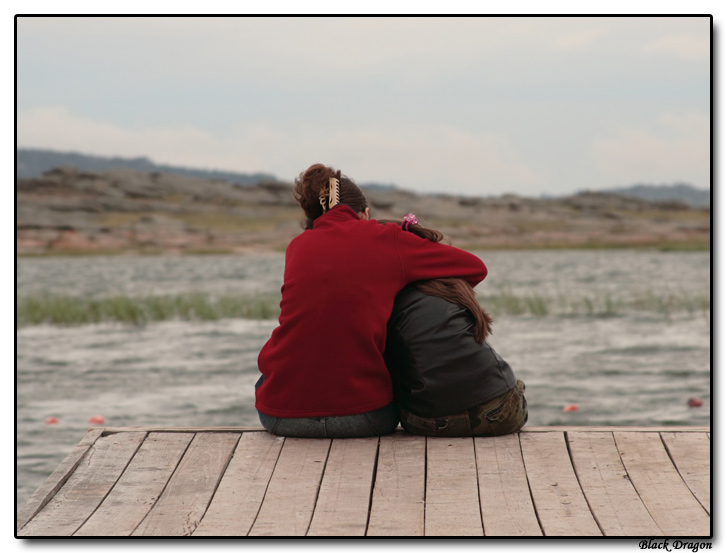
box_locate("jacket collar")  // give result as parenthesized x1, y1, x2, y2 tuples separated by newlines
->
(313, 204, 360, 229)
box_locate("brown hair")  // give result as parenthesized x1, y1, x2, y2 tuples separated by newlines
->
(293, 163, 369, 229)
(380, 218, 493, 343)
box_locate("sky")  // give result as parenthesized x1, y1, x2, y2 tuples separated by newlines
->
(15, 15, 711, 198)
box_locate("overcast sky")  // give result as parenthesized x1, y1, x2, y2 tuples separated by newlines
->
(16, 15, 710, 197)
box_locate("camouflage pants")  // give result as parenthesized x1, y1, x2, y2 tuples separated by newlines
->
(399, 380, 528, 437)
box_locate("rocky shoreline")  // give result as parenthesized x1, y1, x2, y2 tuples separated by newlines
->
(17, 167, 710, 256)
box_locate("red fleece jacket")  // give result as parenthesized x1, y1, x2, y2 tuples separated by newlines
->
(255, 205, 487, 418)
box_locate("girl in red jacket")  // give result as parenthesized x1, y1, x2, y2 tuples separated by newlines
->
(255, 163, 487, 438)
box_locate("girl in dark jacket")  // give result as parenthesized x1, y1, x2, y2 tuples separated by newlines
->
(382, 214, 528, 437)
(255, 165, 488, 438)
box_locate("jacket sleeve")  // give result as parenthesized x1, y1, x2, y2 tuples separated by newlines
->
(395, 229, 487, 287)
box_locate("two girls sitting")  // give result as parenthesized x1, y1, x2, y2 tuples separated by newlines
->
(255, 164, 527, 438)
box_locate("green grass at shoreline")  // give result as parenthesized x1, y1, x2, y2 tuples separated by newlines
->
(481, 287, 710, 318)
(17, 289, 709, 327)
(17, 293, 281, 327)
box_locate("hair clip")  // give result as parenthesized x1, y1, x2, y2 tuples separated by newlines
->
(402, 213, 418, 231)
(319, 177, 340, 213)
(328, 177, 339, 209)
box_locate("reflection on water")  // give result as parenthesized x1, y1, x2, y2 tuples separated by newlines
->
(16, 250, 711, 509)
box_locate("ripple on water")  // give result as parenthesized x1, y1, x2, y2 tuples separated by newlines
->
(16, 251, 710, 510)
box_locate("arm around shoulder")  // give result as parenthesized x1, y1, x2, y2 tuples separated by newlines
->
(396, 230, 487, 287)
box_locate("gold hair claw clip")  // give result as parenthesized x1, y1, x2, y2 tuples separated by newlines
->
(319, 177, 340, 212)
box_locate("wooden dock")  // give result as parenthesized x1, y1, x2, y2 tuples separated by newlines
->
(16, 426, 710, 537)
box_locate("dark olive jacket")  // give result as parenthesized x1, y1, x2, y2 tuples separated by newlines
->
(384, 286, 517, 418)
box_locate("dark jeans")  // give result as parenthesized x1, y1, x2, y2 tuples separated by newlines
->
(399, 380, 528, 437)
(255, 375, 399, 438)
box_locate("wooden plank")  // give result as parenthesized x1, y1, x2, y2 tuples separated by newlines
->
(615, 432, 710, 536)
(521, 426, 708, 433)
(132, 432, 239, 536)
(19, 426, 712, 538)
(102, 426, 266, 434)
(74, 432, 194, 536)
(18, 432, 146, 536)
(567, 432, 661, 536)
(474, 434, 542, 536)
(661, 432, 710, 514)
(16, 428, 104, 532)
(425, 438, 483, 536)
(367, 433, 426, 536)
(193, 432, 285, 536)
(248, 438, 331, 536)
(98, 425, 709, 434)
(307, 438, 379, 536)
(519, 432, 601, 536)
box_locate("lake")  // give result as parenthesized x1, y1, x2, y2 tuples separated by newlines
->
(16, 250, 711, 510)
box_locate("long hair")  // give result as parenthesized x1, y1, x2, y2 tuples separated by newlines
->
(380, 218, 493, 343)
(293, 163, 368, 229)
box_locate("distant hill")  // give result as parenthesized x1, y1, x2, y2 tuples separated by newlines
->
(16, 148, 276, 186)
(17, 165, 710, 255)
(359, 182, 399, 191)
(594, 183, 710, 208)
(16, 148, 712, 209)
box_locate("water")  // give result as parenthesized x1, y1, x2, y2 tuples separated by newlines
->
(16, 252, 286, 299)
(16, 250, 711, 510)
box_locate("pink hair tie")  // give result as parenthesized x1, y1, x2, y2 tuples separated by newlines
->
(402, 213, 418, 231)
